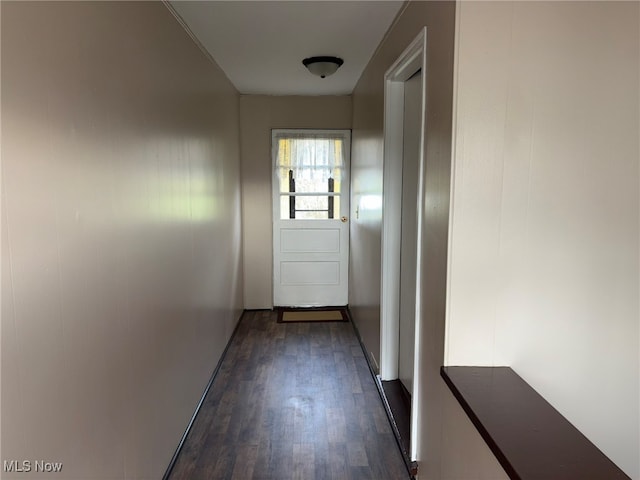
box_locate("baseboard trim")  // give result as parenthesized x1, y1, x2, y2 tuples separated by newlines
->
(162, 309, 248, 480)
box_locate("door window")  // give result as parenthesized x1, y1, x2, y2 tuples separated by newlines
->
(274, 133, 346, 220)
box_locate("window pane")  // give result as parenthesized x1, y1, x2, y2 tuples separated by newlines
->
(297, 195, 327, 213)
(276, 137, 344, 194)
(280, 195, 341, 220)
(275, 133, 347, 220)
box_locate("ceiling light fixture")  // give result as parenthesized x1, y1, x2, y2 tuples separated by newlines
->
(302, 56, 344, 78)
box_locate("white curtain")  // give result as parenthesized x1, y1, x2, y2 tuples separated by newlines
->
(274, 133, 344, 192)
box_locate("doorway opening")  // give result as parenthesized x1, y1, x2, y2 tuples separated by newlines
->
(380, 28, 427, 466)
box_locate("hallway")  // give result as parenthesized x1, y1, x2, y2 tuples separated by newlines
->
(168, 310, 409, 480)
(2, 2, 638, 479)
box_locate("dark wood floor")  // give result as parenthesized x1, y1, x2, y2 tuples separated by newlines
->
(168, 310, 410, 480)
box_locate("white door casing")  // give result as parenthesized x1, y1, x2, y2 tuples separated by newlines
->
(272, 129, 351, 307)
(380, 28, 427, 461)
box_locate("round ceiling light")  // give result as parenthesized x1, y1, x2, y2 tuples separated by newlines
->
(302, 56, 344, 78)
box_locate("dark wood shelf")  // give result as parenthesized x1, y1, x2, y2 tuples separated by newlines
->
(440, 366, 630, 480)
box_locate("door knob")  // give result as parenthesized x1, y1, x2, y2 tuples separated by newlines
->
(341, 216, 348, 223)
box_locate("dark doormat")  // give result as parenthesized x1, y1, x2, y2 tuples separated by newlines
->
(276, 306, 349, 323)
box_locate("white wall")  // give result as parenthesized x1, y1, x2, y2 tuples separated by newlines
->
(447, 2, 639, 477)
(240, 95, 352, 309)
(1, 2, 243, 478)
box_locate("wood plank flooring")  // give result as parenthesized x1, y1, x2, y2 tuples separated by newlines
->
(168, 310, 410, 480)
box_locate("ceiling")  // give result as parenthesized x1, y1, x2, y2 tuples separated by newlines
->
(169, 1, 405, 96)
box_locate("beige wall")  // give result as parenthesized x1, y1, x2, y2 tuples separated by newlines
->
(1, 2, 242, 478)
(240, 95, 352, 309)
(350, 2, 485, 478)
(447, 2, 639, 478)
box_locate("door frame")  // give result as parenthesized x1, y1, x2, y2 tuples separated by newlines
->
(271, 129, 351, 307)
(380, 27, 427, 461)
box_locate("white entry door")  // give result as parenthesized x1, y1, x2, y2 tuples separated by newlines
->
(272, 129, 350, 307)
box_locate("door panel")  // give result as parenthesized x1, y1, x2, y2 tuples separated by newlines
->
(398, 70, 422, 395)
(280, 261, 340, 285)
(280, 228, 340, 253)
(272, 130, 350, 307)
